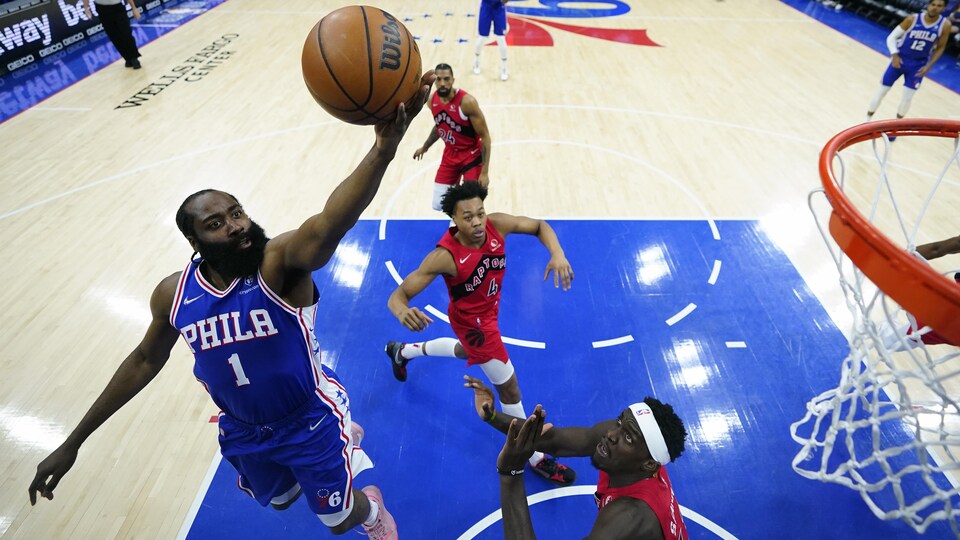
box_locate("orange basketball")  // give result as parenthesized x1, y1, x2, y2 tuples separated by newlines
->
(302, 6, 422, 125)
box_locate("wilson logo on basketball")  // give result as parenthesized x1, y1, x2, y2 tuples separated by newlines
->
(379, 13, 402, 70)
(466, 329, 485, 347)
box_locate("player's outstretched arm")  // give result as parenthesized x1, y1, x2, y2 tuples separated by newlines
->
(916, 234, 960, 260)
(489, 213, 573, 290)
(388, 248, 455, 331)
(280, 71, 435, 273)
(28, 274, 182, 505)
(464, 376, 611, 457)
(462, 94, 492, 188)
(414, 126, 440, 160)
(498, 409, 545, 540)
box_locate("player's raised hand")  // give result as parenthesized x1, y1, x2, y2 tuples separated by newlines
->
(544, 255, 574, 291)
(397, 306, 434, 331)
(28, 444, 79, 505)
(497, 406, 546, 474)
(464, 375, 496, 420)
(376, 70, 436, 151)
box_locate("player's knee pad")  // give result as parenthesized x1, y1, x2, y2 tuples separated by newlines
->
(480, 358, 515, 386)
(897, 88, 916, 117)
(432, 182, 449, 211)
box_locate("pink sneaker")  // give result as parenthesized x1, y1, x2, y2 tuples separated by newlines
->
(360, 485, 397, 539)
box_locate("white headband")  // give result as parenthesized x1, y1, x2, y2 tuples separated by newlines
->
(627, 403, 671, 464)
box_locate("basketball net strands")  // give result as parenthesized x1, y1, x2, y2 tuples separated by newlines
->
(791, 119, 960, 536)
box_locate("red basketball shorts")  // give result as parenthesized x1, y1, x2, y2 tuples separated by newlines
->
(449, 306, 508, 366)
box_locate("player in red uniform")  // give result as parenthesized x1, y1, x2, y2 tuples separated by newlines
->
(385, 181, 576, 484)
(413, 63, 493, 211)
(464, 376, 689, 539)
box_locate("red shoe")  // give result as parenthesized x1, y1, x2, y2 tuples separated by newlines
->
(360, 485, 397, 539)
(530, 456, 576, 486)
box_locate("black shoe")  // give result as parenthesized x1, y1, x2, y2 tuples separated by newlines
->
(385, 341, 408, 382)
(530, 456, 576, 486)
(131, 60, 141, 69)
(124, 60, 133, 67)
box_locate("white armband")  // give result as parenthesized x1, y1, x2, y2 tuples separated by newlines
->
(887, 26, 905, 55)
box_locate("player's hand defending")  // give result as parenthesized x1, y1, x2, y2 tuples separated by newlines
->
(413, 146, 427, 160)
(464, 375, 496, 420)
(498, 406, 545, 474)
(544, 255, 574, 291)
(376, 70, 437, 152)
(396, 306, 434, 331)
(28, 444, 79, 505)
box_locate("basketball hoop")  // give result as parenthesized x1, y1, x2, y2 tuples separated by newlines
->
(791, 119, 960, 536)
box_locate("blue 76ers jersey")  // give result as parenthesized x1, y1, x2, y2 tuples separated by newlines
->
(899, 13, 945, 62)
(170, 260, 348, 425)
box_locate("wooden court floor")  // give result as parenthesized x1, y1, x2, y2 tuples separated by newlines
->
(1, 0, 958, 538)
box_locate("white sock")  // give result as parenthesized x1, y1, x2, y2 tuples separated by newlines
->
(500, 401, 544, 464)
(401, 337, 459, 359)
(363, 498, 380, 526)
(474, 36, 486, 57)
(897, 87, 916, 117)
(496, 35, 508, 62)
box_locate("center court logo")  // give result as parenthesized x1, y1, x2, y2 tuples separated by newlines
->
(494, 0, 659, 48)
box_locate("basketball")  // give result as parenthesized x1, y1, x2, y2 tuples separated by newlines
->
(301, 6, 423, 125)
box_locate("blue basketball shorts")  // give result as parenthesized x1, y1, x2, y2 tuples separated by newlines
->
(478, 1, 507, 36)
(217, 369, 360, 518)
(882, 57, 926, 89)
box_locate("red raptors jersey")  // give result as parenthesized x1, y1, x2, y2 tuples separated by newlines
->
(437, 220, 506, 315)
(430, 89, 482, 154)
(595, 468, 688, 540)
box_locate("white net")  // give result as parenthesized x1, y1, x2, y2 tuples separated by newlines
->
(790, 123, 960, 536)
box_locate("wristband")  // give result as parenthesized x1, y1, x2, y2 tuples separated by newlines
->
(484, 409, 496, 423)
(498, 466, 525, 476)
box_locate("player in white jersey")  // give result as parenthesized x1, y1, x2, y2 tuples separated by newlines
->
(28, 71, 436, 539)
(866, 0, 952, 122)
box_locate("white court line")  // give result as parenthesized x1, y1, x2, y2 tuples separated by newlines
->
(666, 303, 697, 326)
(726, 341, 747, 348)
(11, 102, 954, 220)
(135, 23, 183, 28)
(176, 448, 222, 540)
(384, 260, 402, 285)
(0, 121, 338, 221)
(708, 260, 722, 285)
(592, 335, 634, 348)
(456, 484, 739, 540)
(502, 336, 546, 349)
(425, 305, 449, 323)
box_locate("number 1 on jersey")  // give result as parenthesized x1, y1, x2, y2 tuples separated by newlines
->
(227, 353, 251, 386)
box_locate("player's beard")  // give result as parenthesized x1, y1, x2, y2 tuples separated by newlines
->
(437, 86, 451, 98)
(196, 220, 268, 279)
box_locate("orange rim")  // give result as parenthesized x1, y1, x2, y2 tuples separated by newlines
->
(819, 119, 960, 345)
